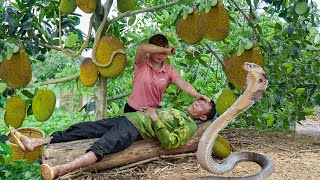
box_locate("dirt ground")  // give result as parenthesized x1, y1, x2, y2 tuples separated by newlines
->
(59, 112, 320, 180)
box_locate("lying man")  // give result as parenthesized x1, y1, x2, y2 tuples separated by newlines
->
(10, 99, 216, 180)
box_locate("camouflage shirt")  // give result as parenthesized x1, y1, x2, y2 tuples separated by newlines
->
(124, 108, 197, 150)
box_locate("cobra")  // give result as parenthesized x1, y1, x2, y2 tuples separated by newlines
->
(195, 62, 274, 179)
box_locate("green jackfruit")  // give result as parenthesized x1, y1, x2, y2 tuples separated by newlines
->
(76, 0, 97, 13)
(117, 0, 137, 13)
(176, 8, 203, 45)
(80, 58, 98, 87)
(216, 89, 238, 115)
(4, 95, 26, 128)
(212, 135, 233, 158)
(32, 89, 56, 122)
(224, 46, 265, 90)
(199, 2, 230, 41)
(0, 49, 32, 89)
(60, 0, 77, 14)
(95, 35, 127, 78)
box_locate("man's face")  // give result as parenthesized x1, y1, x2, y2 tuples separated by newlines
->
(187, 99, 211, 120)
(150, 53, 167, 64)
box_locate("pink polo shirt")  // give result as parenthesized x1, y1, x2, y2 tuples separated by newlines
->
(127, 58, 181, 111)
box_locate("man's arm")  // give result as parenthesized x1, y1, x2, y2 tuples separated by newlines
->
(172, 76, 210, 102)
(134, 44, 175, 64)
(152, 110, 197, 150)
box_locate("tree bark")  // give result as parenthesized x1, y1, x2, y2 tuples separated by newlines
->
(41, 121, 211, 172)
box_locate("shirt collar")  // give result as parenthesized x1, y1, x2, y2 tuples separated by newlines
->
(146, 58, 167, 72)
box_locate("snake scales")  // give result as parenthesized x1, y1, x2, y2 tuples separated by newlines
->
(194, 62, 274, 179)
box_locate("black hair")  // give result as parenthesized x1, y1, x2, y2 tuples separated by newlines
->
(149, 34, 169, 48)
(206, 100, 216, 120)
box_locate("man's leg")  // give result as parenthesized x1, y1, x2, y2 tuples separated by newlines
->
(17, 117, 127, 151)
(40, 117, 141, 179)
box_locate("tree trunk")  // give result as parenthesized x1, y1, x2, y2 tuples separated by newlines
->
(41, 121, 211, 172)
(95, 75, 107, 120)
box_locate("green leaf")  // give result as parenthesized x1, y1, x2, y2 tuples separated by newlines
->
(187, 7, 193, 14)
(262, 113, 275, 127)
(111, 102, 119, 114)
(295, 88, 305, 94)
(243, 39, 253, 50)
(0, 83, 7, 93)
(237, 44, 245, 56)
(182, 11, 188, 20)
(6, 49, 13, 60)
(12, 45, 19, 53)
(128, 15, 136, 26)
(295, 2, 308, 15)
(198, 58, 208, 67)
(302, 108, 314, 115)
(21, 90, 34, 98)
(210, 0, 218, 7)
(64, 33, 78, 48)
(205, 3, 211, 13)
(162, 9, 169, 20)
(0, 143, 12, 155)
(314, 34, 320, 44)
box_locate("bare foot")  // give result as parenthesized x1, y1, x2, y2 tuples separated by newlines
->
(19, 134, 35, 151)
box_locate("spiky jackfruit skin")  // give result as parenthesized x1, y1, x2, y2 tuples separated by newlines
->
(32, 89, 56, 122)
(60, 0, 77, 14)
(199, 2, 230, 42)
(176, 9, 203, 45)
(76, 0, 97, 13)
(0, 49, 32, 89)
(212, 134, 233, 158)
(4, 95, 26, 128)
(95, 35, 127, 78)
(117, 0, 136, 13)
(224, 46, 265, 90)
(80, 58, 98, 87)
(216, 89, 238, 115)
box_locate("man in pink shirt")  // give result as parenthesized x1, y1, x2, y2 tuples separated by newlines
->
(125, 34, 209, 112)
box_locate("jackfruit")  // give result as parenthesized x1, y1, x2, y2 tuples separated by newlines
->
(4, 95, 26, 128)
(117, 0, 137, 13)
(176, 8, 203, 45)
(32, 89, 56, 122)
(59, 0, 77, 14)
(212, 134, 233, 158)
(95, 35, 127, 78)
(198, 2, 230, 41)
(80, 58, 98, 87)
(76, 0, 97, 13)
(216, 89, 238, 115)
(0, 49, 32, 89)
(223, 46, 265, 90)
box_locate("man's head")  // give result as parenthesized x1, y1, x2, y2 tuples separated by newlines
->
(187, 99, 216, 121)
(149, 34, 169, 48)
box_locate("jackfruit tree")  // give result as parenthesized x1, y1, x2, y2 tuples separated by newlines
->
(0, 0, 319, 130)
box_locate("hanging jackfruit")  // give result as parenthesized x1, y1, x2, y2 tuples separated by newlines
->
(212, 135, 233, 158)
(224, 46, 265, 90)
(95, 35, 127, 78)
(4, 95, 26, 128)
(117, 0, 137, 13)
(80, 58, 98, 87)
(0, 49, 32, 89)
(176, 8, 203, 45)
(216, 89, 238, 115)
(60, 0, 77, 14)
(76, 0, 97, 13)
(32, 89, 56, 122)
(198, 1, 230, 41)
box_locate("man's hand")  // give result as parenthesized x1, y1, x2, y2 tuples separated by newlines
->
(167, 47, 176, 56)
(142, 108, 159, 122)
(197, 94, 211, 102)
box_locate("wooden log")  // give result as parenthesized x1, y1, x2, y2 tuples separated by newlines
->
(42, 121, 211, 172)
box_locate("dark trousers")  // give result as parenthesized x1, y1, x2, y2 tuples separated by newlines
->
(51, 116, 142, 161)
(124, 103, 138, 113)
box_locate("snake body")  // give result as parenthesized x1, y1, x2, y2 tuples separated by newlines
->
(195, 62, 274, 179)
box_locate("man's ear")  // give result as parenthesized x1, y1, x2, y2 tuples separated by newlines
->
(199, 115, 207, 121)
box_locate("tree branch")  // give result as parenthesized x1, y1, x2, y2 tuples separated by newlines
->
(27, 73, 80, 88)
(204, 43, 224, 67)
(107, 1, 179, 26)
(107, 92, 130, 101)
